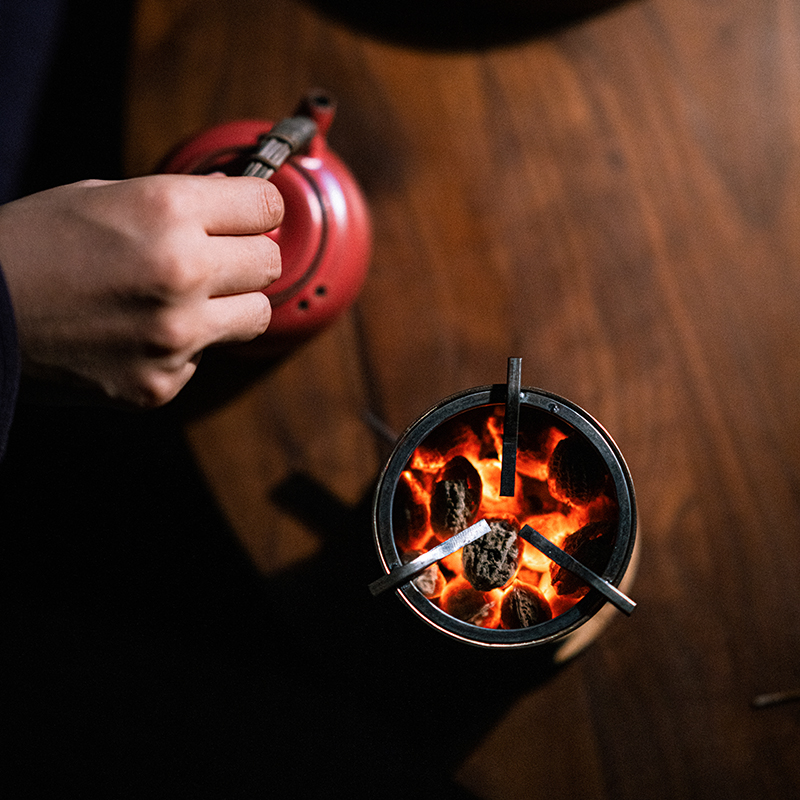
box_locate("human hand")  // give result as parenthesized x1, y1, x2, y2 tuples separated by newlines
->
(0, 174, 283, 407)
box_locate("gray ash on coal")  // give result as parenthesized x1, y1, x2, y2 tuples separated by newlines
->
(429, 455, 482, 540)
(402, 550, 446, 598)
(500, 582, 552, 629)
(462, 517, 520, 591)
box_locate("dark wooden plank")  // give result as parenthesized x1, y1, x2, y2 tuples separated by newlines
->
(125, 0, 800, 797)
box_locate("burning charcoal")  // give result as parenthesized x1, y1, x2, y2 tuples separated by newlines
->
(429, 455, 482, 541)
(415, 568, 444, 598)
(462, 517, 520, 591)
(413, 564, 446, 598)
(402, 551, 446, 599)
(440, 577, 497, 627)
(392, 474, 430, 550)
(550, 520, 616, 596)
(549, 434, 608, 505)
(500, 582, 552, 629)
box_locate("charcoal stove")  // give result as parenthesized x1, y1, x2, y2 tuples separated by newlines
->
(371, 368, 638, 654)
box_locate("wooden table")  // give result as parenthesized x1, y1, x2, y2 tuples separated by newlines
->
(16, 0, 800, 796)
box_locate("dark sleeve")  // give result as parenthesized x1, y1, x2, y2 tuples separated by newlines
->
(0, 262, 21, 460)
(0, 0, 66, 203)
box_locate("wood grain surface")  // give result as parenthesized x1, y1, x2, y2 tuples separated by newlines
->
(122, 0, 800, 796)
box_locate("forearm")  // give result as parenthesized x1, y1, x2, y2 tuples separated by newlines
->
(0, 176, 282, 408)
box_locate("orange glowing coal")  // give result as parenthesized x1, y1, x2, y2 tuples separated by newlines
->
(392, 405, 619, 629)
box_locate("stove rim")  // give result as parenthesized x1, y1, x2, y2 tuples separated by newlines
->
(372, 383, 637, 649)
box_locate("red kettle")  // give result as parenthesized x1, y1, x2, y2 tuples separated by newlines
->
(160, 91, 372, 356)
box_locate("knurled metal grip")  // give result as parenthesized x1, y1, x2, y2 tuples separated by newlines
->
(242, 116, 318, 179)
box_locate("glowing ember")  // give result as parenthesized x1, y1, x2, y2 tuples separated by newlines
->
(393, 405, 619, 629)
(500, 581, 552, 629)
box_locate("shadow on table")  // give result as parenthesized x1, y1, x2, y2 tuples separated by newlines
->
(2, 401, 564, 798)
(304, 0, 630, 50)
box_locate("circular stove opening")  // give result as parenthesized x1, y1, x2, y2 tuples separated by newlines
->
(372, 386, 636, 649)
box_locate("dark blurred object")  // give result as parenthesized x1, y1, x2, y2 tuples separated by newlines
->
(0, 0, 65, 203)
(16, 0, 135, 196)
(0, 403, 559, 798)
(306, 0, 630, 49)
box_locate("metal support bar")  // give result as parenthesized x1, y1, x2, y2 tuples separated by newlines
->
(369, 519, 491, 596)
(519, 524, 636, 615)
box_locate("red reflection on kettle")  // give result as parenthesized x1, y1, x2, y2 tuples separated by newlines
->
(160, 92, 372, 356)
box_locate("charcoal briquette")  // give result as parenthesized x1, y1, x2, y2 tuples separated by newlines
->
(550, 519, 616, 595)
(462, 517, 520, 591)
(500, 582, 553, 628)
(429, 455, 482, 539)
(549, 435, 608, 505)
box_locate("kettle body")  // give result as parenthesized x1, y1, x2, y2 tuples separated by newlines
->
(160, 94, 372, 355)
